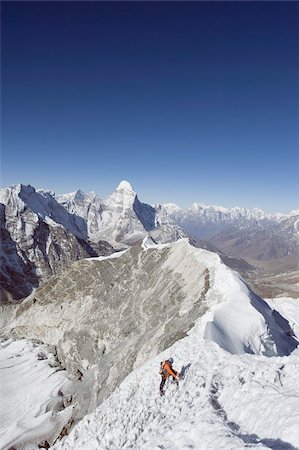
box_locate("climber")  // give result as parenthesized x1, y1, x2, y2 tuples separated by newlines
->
(159, 357, 180, 396)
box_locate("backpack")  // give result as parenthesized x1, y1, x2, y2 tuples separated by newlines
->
(159, 360, 170, 377)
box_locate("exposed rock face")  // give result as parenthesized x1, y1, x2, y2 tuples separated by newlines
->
(0, 203, 39, 301)
(55, 189, 103, 238)
(0, 185, 113, 303)
(96, 181, 155, 244)
(5, 239, 296, 419)
(7, 241, 208, 415)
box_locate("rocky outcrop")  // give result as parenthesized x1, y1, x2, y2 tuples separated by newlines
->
(0, 185, 113, 303)
(5, 239, 296, 418)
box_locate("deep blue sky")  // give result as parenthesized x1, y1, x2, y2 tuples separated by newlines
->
(2, 1, 298, 212)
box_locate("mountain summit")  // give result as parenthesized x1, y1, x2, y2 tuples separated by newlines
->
(57, 181, 184, 247)
(115, 180, 135, 192)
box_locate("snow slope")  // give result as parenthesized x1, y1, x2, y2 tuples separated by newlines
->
(266, 297, 299, 338)
(55, 315, 299, 450)
(53, 243, 299, 450)
(0, 339, 74, 450)
(2, 241, 299, 449)
(55, 189, 103, 238)
(4, 238, 297, 425)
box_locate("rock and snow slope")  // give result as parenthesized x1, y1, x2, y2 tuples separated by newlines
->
(54, 305, 299, 450)
(2, 180, 297, 302)
(4, 240, 297, 430)
(54, 342, 299, 450)
(5, 238, 217, 417)
(0, 184, 113, 302)
(0, 181, 184, 301)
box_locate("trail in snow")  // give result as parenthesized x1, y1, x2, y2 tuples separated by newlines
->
(55, 325, 299, 450)
(52, 242, 299, 450)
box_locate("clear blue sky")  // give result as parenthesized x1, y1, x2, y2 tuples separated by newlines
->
(2, 1, 298, 213)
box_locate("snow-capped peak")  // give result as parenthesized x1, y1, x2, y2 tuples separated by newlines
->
(72, 189, 87, 201)
(162, 203, 182, 215)
(105, 180, 136, 207)
(116, 180, 135, 193)
(190, 202, 229, 213)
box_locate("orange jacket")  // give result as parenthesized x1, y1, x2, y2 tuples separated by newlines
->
(162, 361, 178, 379)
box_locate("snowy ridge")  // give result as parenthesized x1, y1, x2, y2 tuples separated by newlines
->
(55, 347, 299, 450)
(2, 240, 299, 449)
(147, 239, 297, 357)
(54, 294, 299, 450)
(163, 201, 291, 222)
(140, 238, 297, 356)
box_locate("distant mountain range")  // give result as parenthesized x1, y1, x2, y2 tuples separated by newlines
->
(1, 180, 298, 302)
(162, 201, 299, 261)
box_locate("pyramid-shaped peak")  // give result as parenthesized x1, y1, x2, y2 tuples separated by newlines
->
(116, 180, 135, 192)
(73, 189, 86, 200)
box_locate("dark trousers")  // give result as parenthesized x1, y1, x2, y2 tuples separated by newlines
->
(160, 376, 167, 394)
(160, 374, 178, 395)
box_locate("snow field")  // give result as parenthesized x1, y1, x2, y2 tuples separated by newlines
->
(0, 340, 74, 450)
